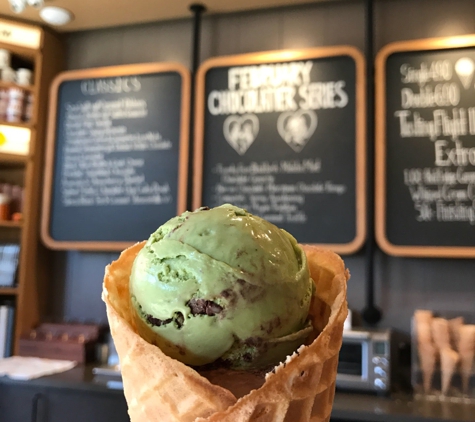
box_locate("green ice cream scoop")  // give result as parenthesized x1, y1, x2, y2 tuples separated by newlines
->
(129, 204, 314, 368)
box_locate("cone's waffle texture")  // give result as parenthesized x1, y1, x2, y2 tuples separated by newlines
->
(414, 310, 433, 325)
(458, 325, 475, 393)
(431, 318, 451, 351)
(418, 342, 437, 394)
(103, 242, 348, 422)
(440, 347, 459, 396)
(448, 317, 464, 351)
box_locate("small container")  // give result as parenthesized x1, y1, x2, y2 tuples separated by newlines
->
(5, 107, 22, 123)
(6, 89, 25, 123)
(10, 185, 23, 214)
(1, 67, 16, 83)
(23, 92, 34, 122)
(0, 49, 11, 69)
(0, 88, 9, 119)
(0, 193, 11, 220)
(16, 68, 33, 86)
(8, 87, 25, 100)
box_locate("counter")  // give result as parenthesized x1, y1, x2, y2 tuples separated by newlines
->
(332, 391, 475, 422)
(0, 366, 474, 422)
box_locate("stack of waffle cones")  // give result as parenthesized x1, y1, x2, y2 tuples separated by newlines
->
(103, 242, 349, 422)
(414, 311, 475, 396)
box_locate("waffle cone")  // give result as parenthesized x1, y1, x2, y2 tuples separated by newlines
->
(418, 342, 437, 394)
(103, 242, 348, 422)
(458, 325, 475, 393)
(431, 318, 451, 351)
(440, 347, 459, 396)
(415, 321, 433, 350)
(414, 310, 433, 326)
(448, 317, 464, 351)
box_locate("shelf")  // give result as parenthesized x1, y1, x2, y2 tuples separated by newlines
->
(0, 220, 23, 228)
(0, 81, 34, 93)
(0, 22, 64, 357)
(0, 120, 34, 130)
(0, 152, 29, 165)
(0, 287, 18, 295)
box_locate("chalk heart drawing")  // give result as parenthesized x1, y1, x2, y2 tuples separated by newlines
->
(223, 114, 260, 156)
(277, 109, 318, 153)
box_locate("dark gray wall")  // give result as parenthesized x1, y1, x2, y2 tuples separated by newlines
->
(48, 0, 475, 332)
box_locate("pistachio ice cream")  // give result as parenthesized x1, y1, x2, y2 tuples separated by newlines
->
(129, 204, 314, 368)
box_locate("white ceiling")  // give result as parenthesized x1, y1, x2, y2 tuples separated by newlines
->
(0, 0, 332, 32)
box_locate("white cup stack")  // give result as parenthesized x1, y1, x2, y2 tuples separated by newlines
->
(6, 87, 25, 123)
(0, 49, 11, 69)
(0, 49, 34, 123)
(16, 68, 33, 86)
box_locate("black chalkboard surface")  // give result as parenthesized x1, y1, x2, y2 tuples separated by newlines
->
(194, 48, 366, 254)
(375, 36, 475, 257)
(42, 63, 190, 251)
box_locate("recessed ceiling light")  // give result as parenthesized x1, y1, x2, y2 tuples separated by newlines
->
(39, 6, 73, 26)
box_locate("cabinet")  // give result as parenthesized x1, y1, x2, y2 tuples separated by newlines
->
(0, 382, 129, 422)
(0, 18, 63, 355)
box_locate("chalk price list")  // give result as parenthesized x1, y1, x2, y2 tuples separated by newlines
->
(395, 58, 475, 226)
(403, 167, 475, 224)
(210, 158, 348, 225)
(60, 97, 173, 208)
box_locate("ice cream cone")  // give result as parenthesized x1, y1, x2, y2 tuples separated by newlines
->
(414, 310, 433, 326)
(103, 242, 348, 422)
(413, 310, 433, 348)
(458, 324, 475, 394)
(448, 317, 464, 351)
(431, 318, 451, 351)
(440, 347, 459, 396)
(418, 342, 437, 394)
(415, 321, 433, 349)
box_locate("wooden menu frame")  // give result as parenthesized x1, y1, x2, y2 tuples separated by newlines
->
(41, 62, 190, 251)
(193, 47, 366, 254)
(375, 35, 475, 258)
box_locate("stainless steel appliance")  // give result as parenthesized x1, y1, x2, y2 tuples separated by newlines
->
(336, 328, 394, 393)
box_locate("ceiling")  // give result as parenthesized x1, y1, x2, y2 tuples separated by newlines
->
(0, 0, 332, 32)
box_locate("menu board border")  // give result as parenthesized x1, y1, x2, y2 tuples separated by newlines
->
(375, 35, 475, 258)
(194, 46, 366, 254)
(41, 62, 191, 251)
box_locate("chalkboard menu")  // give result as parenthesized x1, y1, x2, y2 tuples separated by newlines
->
(194, 47, 366, 254)
(42, 63, 190, 251)
(375, 36, 475, 257)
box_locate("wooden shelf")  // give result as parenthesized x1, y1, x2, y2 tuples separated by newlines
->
(0, 220, 23, 228)
(0, 287, 18, 295)
(0, 20, 64, 357)
(0, 152, 28, 164)
(0, 80, 34, 93)
(0, 120, 34, 130)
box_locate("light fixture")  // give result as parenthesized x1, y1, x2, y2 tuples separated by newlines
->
(9, 0, 26, 13)
(27, 0, 44, 8)
(9, 0, 43, 13)
(39, 6, 73, 26)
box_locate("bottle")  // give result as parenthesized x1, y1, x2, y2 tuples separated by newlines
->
(0, 193, 11, 220)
